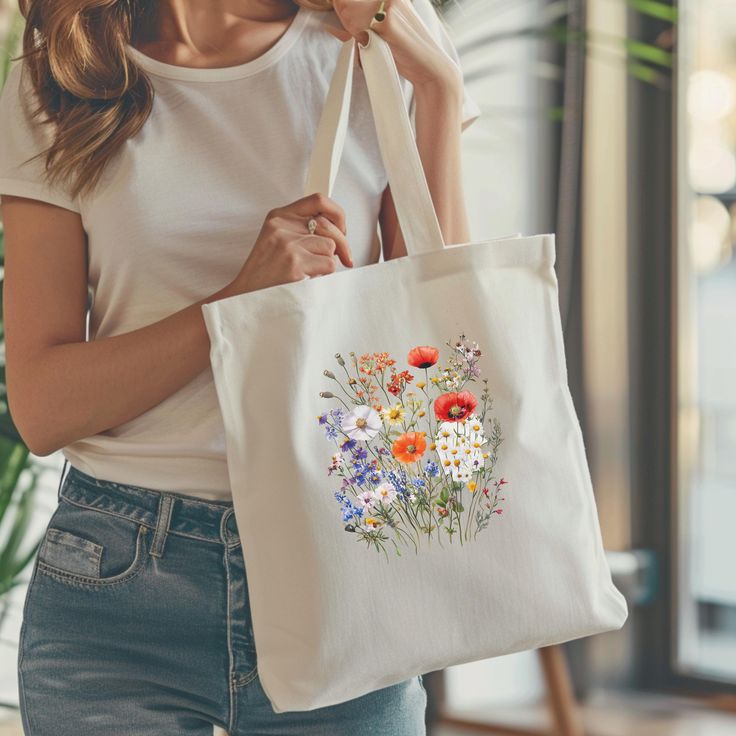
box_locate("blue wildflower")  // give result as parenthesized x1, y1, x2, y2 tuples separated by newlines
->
(412, 477, 427, 489)
(338, 495, 357, 522)
(330, 407, 346, 424)
(341, 506, 355, 522)
(318, 412, 329, 425)
(324, 424, 339, 440)
(352, 461, 373, 485)
(425, 460, 440, 477)
(386, 468, 407, 492)
(386, 468, 410, 499)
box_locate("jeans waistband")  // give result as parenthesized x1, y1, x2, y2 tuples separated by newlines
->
(58, 462, 239, 551)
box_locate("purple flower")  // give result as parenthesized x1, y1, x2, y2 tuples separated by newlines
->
(352, 446, 369, 461)
(340, 438, 358, 452)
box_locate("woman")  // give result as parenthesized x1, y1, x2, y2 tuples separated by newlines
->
(0, 0, 480, 732)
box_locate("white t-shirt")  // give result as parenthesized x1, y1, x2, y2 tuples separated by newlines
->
(0, 0, 481, 500)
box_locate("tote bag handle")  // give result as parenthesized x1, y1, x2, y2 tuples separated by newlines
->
(304, 31, 446, 256)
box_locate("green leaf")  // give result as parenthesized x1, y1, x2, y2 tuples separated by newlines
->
(628, 63, 655, 83)
(627, 0, 679, 23)
(624, 38, 673, 68)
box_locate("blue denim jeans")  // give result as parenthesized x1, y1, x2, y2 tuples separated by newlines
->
(17, 462, 427, 735)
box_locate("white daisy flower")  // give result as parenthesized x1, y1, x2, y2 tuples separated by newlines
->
(341, 406, 382, 441)
(373, 481, 398, 505)
(356, 490, 376, 509)
(434, 413, 487, 482)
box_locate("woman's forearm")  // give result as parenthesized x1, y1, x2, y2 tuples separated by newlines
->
(14, 279, 242, 457)
(413, 71, 471, 246)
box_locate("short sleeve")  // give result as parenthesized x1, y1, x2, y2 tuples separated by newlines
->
(0, 60, 81, 213)
(405, 0, 482, 132)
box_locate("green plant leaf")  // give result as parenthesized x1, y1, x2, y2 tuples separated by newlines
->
(626, 0, 679, 23)
(0, 468, 39, 583)
(624, 38, 673, 68)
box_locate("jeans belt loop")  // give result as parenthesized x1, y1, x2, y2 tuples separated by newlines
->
(150, 493, 175, 558)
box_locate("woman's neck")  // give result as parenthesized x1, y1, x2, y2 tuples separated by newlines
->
(132, 0, 299, 67)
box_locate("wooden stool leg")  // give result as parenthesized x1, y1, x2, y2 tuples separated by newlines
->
(538, 645, 585, 736)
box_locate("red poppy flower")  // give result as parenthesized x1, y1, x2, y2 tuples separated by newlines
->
(391, 431, 427, 463)
(434, 390, 478, 422)
(407, 346, 439, 369)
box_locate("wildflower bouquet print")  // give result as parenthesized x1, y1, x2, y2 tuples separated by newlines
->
(317, 334, 510, 558)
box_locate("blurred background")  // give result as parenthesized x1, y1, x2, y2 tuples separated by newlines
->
(0, 0, 735, 734)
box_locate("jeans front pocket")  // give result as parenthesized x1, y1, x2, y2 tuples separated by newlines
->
(39, 528, 103, 577)
(36, 497, 150, 589)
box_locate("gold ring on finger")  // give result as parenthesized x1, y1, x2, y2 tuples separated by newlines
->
(371, 0, 388, 26)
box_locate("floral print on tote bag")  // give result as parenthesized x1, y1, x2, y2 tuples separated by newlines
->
(317, 334, 510, 559)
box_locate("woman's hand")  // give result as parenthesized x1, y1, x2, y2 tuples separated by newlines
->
(323, 0, 463, 91)
(232, 192, 353, 294)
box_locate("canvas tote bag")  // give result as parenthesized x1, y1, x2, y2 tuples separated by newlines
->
(201, 29, 628, 713)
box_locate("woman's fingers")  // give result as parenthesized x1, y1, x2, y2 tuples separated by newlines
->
(300, 215, 354, 268)
(286, 192, 348, 236)
(273, 192, 353, 269)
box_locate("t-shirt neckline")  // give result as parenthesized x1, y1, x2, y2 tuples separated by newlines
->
(124, 5, 312, 82)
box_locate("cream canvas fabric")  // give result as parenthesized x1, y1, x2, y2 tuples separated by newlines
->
(201, 31, 628, 713)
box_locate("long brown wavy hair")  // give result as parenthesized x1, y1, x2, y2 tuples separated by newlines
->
(15, 0, 334, 203)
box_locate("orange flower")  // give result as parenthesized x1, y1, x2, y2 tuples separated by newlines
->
(391, 431, 427, 463)
(407, 346, 439, 369)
